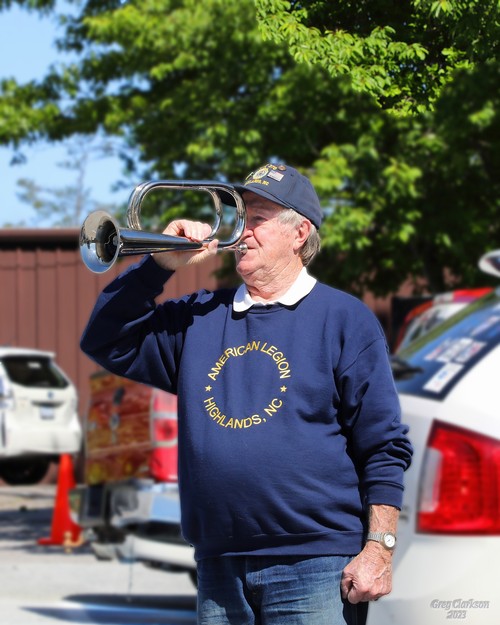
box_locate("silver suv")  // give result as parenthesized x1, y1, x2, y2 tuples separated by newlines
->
(0, 347, 82, 485)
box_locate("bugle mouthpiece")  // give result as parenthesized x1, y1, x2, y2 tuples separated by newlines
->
(220, 242, 247, 254)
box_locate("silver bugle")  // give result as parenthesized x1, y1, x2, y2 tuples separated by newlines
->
(80, 180, 246, 273)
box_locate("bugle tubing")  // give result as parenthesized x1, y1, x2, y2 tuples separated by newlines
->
(80, 180, 247, 274)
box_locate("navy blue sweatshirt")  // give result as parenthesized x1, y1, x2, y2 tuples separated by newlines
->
(81, 256, 412, 560)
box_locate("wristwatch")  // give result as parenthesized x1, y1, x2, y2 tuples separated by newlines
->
(366, 531, 397, 551)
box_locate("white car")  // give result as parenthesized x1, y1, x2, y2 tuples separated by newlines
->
(0, 347, 82, 485)
(368, 253, 500, 624)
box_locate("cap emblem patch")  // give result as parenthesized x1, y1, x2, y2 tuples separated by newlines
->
(267, 170, 284, 182)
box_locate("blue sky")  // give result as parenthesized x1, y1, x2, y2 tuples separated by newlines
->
(0, 5, 130, 227)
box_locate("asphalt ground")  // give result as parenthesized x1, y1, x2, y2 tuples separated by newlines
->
(0, 484, 197, 624)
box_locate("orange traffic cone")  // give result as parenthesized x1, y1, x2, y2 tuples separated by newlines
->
(38, 453, 82, 547)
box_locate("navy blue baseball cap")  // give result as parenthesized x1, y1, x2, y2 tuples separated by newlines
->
(233, 163, 323, 229)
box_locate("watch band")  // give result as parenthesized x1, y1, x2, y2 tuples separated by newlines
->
(366, 531, 397, 550)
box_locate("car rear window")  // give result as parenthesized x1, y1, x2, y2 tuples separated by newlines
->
(394, 287, 500, 400)
(1, 356, 69, 389)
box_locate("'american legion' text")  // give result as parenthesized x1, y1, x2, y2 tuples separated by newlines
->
(208, 342, 291, 381)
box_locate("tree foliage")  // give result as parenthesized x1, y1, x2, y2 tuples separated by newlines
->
(255, 0, 500, 294)
(0, 0, 499, 296)
(255, 0, 498, 115)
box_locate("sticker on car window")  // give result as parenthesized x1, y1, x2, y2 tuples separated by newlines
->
(424, 337, 487, 364)
(454, 341, 486, 363)
(435, 338, 474, 363)
(424, 339, 454, 362)
(423, 363, 464, 393)
(470, 315, 500, 338)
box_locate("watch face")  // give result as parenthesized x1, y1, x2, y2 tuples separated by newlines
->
(384, 533, 396, 548)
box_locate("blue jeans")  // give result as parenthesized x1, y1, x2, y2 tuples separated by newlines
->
(197, 555, 368, 625)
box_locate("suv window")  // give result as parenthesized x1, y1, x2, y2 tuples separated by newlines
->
(394, 288, 500, 400)
(1, 356, 69, 389)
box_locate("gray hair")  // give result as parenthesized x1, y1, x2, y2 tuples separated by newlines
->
(277, 208, 321, 266)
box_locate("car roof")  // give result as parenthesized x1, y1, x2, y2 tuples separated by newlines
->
(0, 346, 56, 359)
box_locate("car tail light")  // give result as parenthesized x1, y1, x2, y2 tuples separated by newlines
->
(418, 420, 500, 534)
(149, 389, 178, 483)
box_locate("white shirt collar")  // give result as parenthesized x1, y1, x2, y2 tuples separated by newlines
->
(233, 268, 317, 312)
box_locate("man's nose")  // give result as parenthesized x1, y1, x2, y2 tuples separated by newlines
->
(241, 221, 255, 237)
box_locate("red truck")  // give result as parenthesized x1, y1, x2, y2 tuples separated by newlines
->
(70, 369, 196, 584)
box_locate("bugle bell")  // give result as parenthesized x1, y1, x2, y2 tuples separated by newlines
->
(80, 180, 247, 273)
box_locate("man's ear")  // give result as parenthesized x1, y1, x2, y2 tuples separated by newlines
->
(293, 219, 312, 252)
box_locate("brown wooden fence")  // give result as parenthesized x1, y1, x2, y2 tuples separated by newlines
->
(0, 228, 221, 418)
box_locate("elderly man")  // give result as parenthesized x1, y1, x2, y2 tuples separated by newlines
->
(81, 163, 412, 625)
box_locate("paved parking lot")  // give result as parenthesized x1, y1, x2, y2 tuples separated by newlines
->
(0, 485, 197, 624)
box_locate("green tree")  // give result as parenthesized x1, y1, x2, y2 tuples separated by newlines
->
(254, 0, 500, 294)
(1, 0, 356, 222)
(312, 85, 500, 296)
(255, 0, 497, 115)
(0, 0, 499, 296)
(1, 1, 346, 173)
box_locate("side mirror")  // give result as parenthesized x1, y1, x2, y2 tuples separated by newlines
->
(478, 250, 500, 279)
